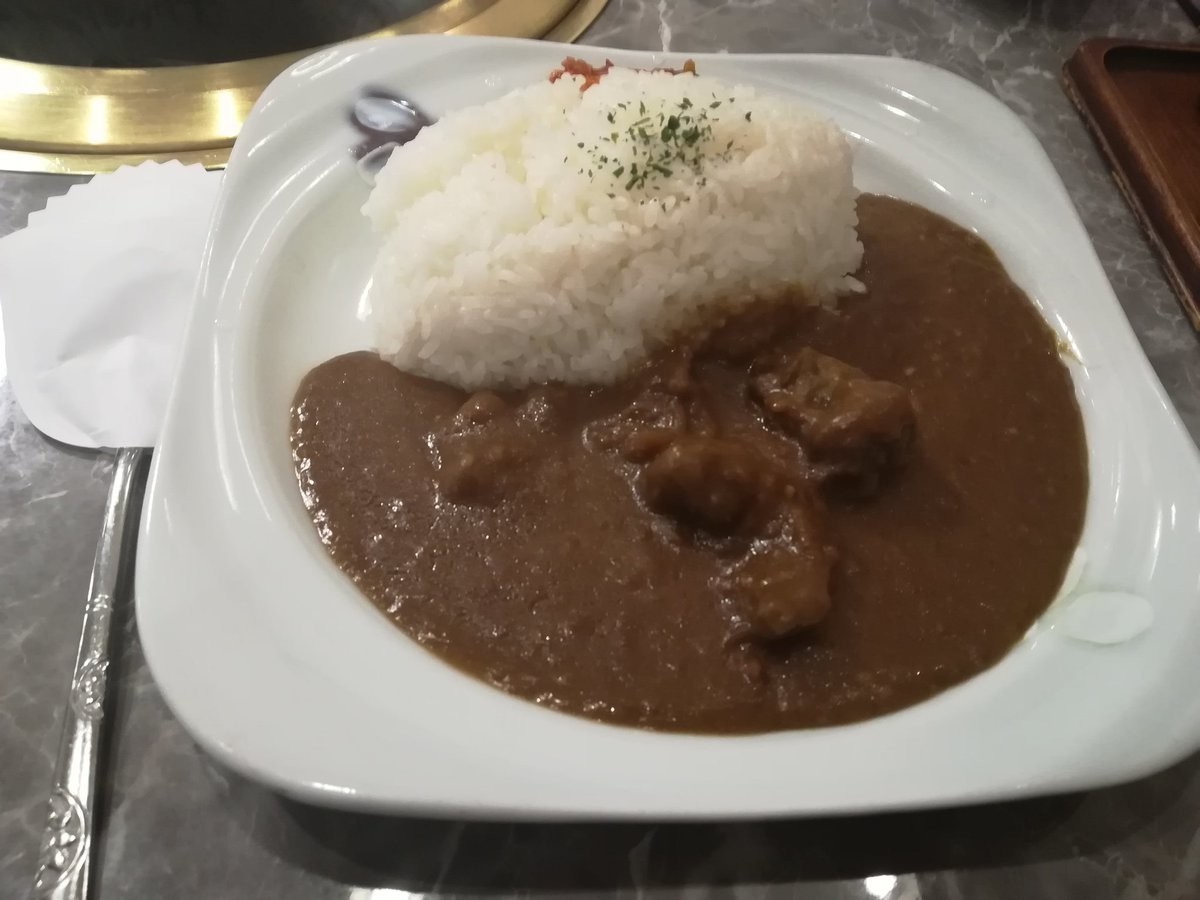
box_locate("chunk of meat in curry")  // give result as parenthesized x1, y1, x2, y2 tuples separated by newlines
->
(752, 348, 916, 493)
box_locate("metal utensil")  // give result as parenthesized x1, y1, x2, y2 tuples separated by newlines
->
(31, 447, 151, 900)
(349, 90, 434, 184)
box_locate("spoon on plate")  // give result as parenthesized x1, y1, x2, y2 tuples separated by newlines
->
(350, 91, 434, 183)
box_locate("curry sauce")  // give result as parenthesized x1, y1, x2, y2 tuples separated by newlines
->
(290, 195, 1088, 732)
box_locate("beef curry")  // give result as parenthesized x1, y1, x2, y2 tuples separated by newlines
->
(289, 195, 1088, 732)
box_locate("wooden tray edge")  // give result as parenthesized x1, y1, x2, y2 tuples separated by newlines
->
(1062, 38, 1200, 332)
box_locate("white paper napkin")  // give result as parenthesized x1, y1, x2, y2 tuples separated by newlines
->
(0, 161, 222, 448)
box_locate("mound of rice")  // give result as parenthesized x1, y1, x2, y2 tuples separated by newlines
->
(361, 64, 861, 389)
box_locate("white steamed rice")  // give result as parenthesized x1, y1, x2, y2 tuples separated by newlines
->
(361, 65, 861, 389)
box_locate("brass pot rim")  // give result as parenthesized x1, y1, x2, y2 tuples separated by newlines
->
(0, 0, 607, 174)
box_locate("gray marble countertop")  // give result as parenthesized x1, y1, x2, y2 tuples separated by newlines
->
(2, 2, 1198, 898)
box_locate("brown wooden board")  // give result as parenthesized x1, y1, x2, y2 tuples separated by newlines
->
(1063, 38, 1200, 330)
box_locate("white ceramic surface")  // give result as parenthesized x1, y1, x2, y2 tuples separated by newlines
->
(135, 35, 1200, 819)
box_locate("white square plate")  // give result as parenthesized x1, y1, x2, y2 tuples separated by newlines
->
(136, 35, 1200, 819)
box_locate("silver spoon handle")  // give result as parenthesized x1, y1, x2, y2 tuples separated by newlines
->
(32, 448, 150, 900)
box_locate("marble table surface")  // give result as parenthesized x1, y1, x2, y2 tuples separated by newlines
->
(2, 1, 1198, 897)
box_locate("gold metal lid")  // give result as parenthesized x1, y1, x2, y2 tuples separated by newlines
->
(0, 0, 607, 174)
